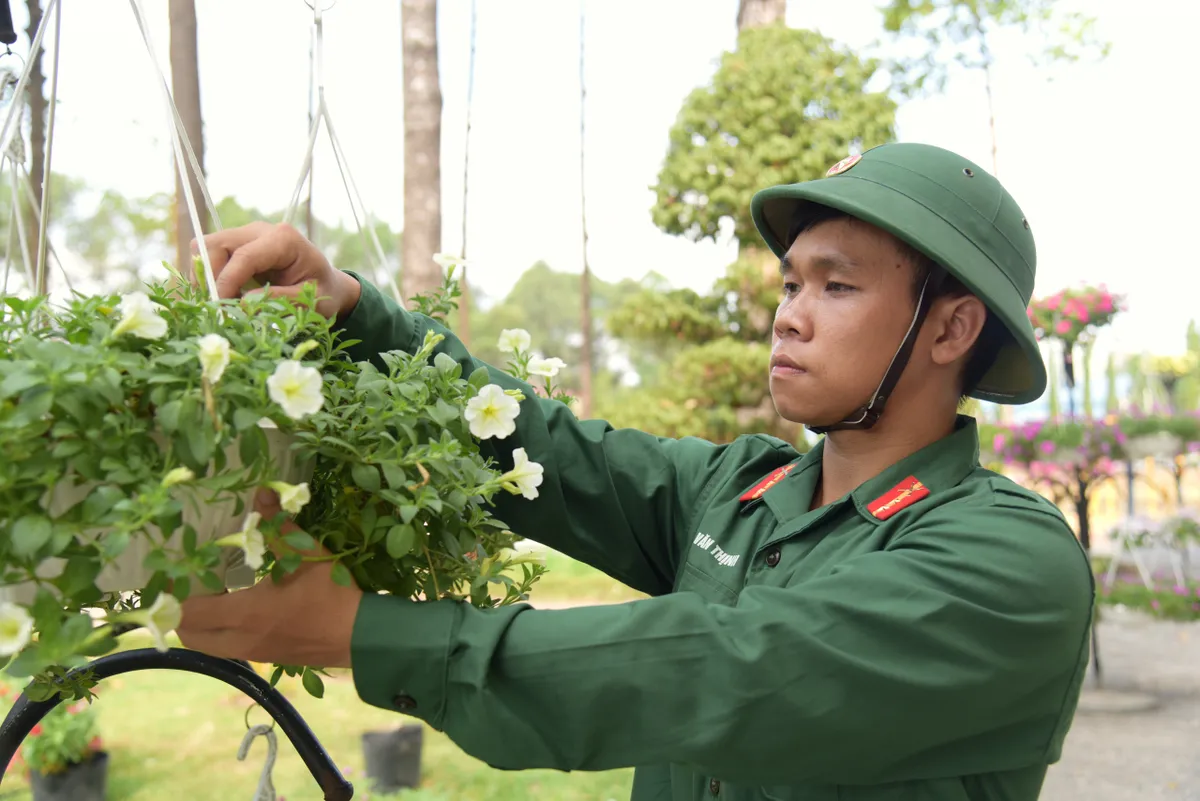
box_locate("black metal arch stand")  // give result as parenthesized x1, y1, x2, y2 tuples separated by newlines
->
(0, 647, 354, 800)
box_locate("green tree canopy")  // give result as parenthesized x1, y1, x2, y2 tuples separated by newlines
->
(878, 0, 1110, 98)
(650, 25, 896, 249)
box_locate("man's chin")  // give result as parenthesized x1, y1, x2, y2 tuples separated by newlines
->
(770, 396, 845, 429)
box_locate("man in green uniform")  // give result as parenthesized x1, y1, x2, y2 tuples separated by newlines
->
(179, 143, 1094, 801)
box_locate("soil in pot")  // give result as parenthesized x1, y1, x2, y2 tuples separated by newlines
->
(28, 750, 109, 801)
(362, 724, 423, 793)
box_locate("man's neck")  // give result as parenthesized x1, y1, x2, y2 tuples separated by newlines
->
(811, 403, 959, 510)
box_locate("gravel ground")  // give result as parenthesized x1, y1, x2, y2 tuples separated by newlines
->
(1041, 608, 1200, 800)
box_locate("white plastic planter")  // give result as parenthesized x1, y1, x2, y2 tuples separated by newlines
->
(2, 422, 313, 606)
(1124, 432, 1182, 461)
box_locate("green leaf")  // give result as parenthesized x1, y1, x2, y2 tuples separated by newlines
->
(301, 668, 325, 698)
(100, 530, 131, 560)
(233, 407, 261, 432)
(351, 463, 381, 493)
(382, 463, 408, 490)
(429, 399, 461, 427)
(11, 516, 51, 556)
(433, 351, 458, 374)
(156, 399, 182, 433)
(10, 387, 54, 426)
(467, 365, 491, 391)
(269, 665, 285, 687)
(83, 486, 124, 523)
(399, 504, 419, 524)
(386, 524, 416, 558)
(239, 425, 267, 467)
(57, 556, 101, 596)
(283, 530, 317, 551)
(0, 369, 41, 399)
(330, 562, 353, 587)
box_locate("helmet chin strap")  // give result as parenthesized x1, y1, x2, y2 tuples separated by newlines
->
(806, 269, 942, 435)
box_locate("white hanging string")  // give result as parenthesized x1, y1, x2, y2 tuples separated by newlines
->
(33, 0, 61, 295)
(0, 0, 58, 164)
(283, 1, 402, 302)
(126, 0, 220, 302)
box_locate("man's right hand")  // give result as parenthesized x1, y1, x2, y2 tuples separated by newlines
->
(190, 222, 362, 321)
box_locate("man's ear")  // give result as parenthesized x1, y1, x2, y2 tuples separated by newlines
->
(930, 294, 987, 368)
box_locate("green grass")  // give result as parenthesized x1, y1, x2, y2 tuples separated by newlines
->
(0, 553, 641, 800)
(519, 549, 647, 605)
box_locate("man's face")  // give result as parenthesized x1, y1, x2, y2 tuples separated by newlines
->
(769, 216, 924, 426)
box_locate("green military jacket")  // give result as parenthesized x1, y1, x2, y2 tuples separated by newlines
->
(338, 274, 1095, 801)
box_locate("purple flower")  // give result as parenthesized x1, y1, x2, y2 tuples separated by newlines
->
(993, 433, 1006, 451)
(1151, 599, 1162, 610)
(1039, 441, 1055, 454)
(1174, 586, 1188, 596)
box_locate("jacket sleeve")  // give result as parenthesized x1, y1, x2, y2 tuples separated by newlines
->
(333, 272, 749, 597)
(350, 501, 1095, 786)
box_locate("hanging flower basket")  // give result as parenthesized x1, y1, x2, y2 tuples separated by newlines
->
(1027, 284, 1124, 349)
(0, 261, 565, 702)
(1123, 431, 1183, 461)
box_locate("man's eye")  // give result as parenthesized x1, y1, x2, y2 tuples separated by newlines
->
(826, 281, 855, 293)
(781, 282, 800, 297)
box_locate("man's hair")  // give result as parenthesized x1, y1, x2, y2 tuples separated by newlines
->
(785, 204, 1004, 399)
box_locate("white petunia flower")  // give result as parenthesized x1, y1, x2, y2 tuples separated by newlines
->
(268, 481, 311, 515)
(527, 357, 567, 378)
(464, 384, 521, 440)
(433, 253, 467, 270)
(197, 334, 231, 384)
(215, 511, 267, 572)
(267, 359, 324, 420)
(0, 602, 33, 657)
(132, 593, 183, 653)
(161, 466, 196, 488)
(112, 292, 168, 340)
(497, 328, 531, 354)
(500, 447, 544, 500)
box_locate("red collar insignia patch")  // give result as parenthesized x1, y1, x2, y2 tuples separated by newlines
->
(867, 476, 930, 520)
(739, 463, 798, 502)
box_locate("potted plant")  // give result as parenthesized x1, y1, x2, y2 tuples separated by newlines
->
(1, 257, 564, 704)
(0, 676, 107, 801)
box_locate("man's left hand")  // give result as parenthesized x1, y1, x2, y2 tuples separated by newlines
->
(177, 489, 364, 669)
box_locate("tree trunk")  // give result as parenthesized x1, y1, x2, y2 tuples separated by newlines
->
(736, 0, 787, 325)
(24, 0, 45, 253)
(168, 0, 207, 272)
(400, 0, 443, 306)
(737, 0, 786, 30)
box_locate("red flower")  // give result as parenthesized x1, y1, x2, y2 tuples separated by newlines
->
(29, 724, 42, 737)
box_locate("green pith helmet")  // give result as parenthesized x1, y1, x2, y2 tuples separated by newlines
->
(750, 142, 1046, 420)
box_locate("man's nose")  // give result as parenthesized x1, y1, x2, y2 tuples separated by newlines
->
(774, 295, 814, 341)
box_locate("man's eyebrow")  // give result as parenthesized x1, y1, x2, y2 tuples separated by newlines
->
(779, 253, 862, 275)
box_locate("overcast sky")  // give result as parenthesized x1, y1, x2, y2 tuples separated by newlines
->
(0, 0, 1189, 417)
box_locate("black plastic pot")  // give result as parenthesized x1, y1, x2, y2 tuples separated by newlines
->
(28, 750, 109, 801)
(362, 724, 423, 793)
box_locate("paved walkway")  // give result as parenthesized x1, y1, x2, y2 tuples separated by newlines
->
(1042, 607, 1199, 800)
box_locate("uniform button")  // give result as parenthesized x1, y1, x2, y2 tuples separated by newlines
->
(765, 546, 781, 567)
(709, 778, 721, 795)
(392, 693, 418, 711)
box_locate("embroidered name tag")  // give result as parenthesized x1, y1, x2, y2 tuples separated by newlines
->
(693, 532, 740, 567)
(868, 476, 930, 520)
